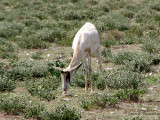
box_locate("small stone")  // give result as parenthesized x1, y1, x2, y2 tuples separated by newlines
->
(148, 87, 153, 90)
(154, 106, 158, 110)
(141, 108, 146, 111)
(74, 95, 78, 97)
(63, 98, 71, 101)
(105, 68, 113, 70)
(81, 111, 84, 113)
(47, 54, 50, 57)
(110, 112, 114, 114)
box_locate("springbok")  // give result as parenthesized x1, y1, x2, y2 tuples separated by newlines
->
(53, 22, 106, 94)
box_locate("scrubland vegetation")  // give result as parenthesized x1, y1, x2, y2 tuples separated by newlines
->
(0, 0, 160, 119)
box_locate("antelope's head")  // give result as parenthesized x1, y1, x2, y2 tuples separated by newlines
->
(53, 63, 82, 94)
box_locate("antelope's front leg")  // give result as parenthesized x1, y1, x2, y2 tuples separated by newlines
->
(84, 58, 88, 92)
(88, 56, 93, 93)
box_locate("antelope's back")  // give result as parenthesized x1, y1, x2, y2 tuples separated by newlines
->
(72, 22, 100, 53)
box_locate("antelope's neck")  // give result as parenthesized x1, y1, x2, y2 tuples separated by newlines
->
(68, 46, 82, 69)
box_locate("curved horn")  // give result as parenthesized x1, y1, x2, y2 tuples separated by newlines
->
(52, 66, 63, 72)
(69, 63, 83, 72)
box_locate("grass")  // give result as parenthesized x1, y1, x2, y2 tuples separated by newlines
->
(0, 0, 160, 120)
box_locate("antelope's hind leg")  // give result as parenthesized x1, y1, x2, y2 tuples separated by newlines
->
(96, 46, 110, 91)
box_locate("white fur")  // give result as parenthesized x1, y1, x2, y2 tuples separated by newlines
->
(68, 22, 100, 68)
(63, 22, 105, 93)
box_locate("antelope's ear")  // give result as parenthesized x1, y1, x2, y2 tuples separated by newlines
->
(69, 63, 83, 72)
(52, 66, 63, 72)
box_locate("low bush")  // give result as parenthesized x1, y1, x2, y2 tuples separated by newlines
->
(31, 51, 43, 60)
(49, 59, 67, 78)
(0, 62, 9, 75)
(96, 12, 130, 31)
(141, 37, 160, 54)
(18, 36, 50, 49)
(95, 77, 106, 90)
(150, 2, 160, 11)
(135, 8, 156, 23)
(101, 38, 117, 47)
(80, 93, 118, 110)
(126, 26, 143, 37)
(0, 22, 24, 38)
(0, 75, 16, 92)
(112, 51, 152, 72)
(101, 48, 112, 59)
(0, 38, 18, 60)
(115, 88, 145, 102)
(73, 68, 105, 90)
(24, 101, 44, 119)
(8, 61, 49, 80)
(0, 94, 27, 115)
(72, 67, 85, 87)
(0, 94, 44, 119)
(119, 35, 141, 44)
(106, 68, 144, 89)
(121, 10, 134, 19)
(41, 104, 81, 120)
(26, 76, 60, 101)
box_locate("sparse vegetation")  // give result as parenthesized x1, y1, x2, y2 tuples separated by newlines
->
(41, 104, 81, 120)
(0, 0, 160, 119)
(0, 75, 16, 92)
(26, 76, 60, 101)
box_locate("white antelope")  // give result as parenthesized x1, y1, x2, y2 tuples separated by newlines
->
(53, 22, 106, 94)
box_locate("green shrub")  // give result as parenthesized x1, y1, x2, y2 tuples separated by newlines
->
(115, 88, 145, 102)
(80, 93, 118, 110)
(141, 37, 160, 54)
(112, 51, 152, 72)
(0, 75, 16, 92)
(34, 28, 55, 42)
(151, 54, 160, 65)
(26, 76, 60, 101)
(24, 102, 44, 119)
(0, 94, 27, 115)
(0, 94, 44, 119)
(0, 38, 18, 60)
(0, 22, 24, 38)
(101, 48, 112, 59)
(72, 67, 85, 87)
(103, 94, 118, 106)
(73, 68, 104, 89)
(135, 8, 156, 23)
(106, 69, 144, 89)
(18, 36, 50, 49)
(80, 94, 106, 110)
(105, 0, 127, 10)
(150, 2, 160, 11)
(0, 62, 9, 75)
(121, 10, 134, 19)
(96, 78, 106, 90)
(126, 26, 143, 37)
(112, 51, 136, 65)
(79, 99, 92, 110)
(119, 35, 141, 44)
(96, 12, 130, 31)
(101, 39, 117, 47)
(8, 61, 49, 80)
(41, 104, 81, 120)
(49, 59, 67, 78)
(31, 51, 43, 60)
